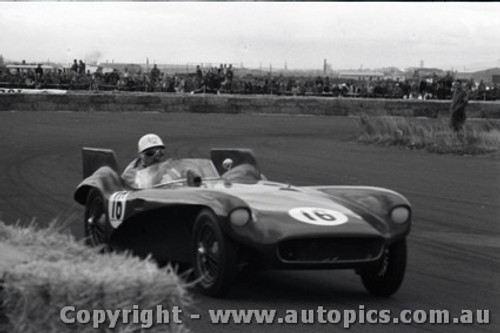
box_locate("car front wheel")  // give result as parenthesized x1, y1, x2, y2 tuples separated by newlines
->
(192, 209, 237, 297)
(360, 239, 407, 297)
(84, 189, 110, 249)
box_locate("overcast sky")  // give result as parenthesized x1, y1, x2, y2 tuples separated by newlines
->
(1, 2, 499, 71)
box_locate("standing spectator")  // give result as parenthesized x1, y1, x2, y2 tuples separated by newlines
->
(449, 80, 469, 132)
(35, 64, 44, 79)
(225, 64, 234, 93)
(165, 76, 175, 93)
(418, 79, 427, 99)
(71, 59, 78, 73)
(174, 76, 185, 93)
(195, 65, 204, 90)
(149, 64, 160, 91)
(477, 80, 486, 101)
(34, 64, 44, 88)
(78, 60, 86, 75)
(150, 64, 160, 83)
(226, 64, 233, 80)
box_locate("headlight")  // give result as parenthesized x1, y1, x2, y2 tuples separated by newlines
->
(390, 206, 410, 224)
(229, 208, 251, 227)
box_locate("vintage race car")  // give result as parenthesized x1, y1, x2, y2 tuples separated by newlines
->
(74, 148, 411, 297)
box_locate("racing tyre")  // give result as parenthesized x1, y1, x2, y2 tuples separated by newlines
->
(84, 189, 110, 250)
(192, 209, 237, 297)
(360, 239, 406, 297)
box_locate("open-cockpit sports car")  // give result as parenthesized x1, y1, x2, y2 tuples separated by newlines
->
(74, 148, 411, 297)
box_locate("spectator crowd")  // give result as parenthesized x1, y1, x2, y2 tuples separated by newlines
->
(1, 60, 499, 101)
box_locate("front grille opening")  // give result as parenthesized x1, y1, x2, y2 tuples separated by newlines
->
(278, 238, 384, 263)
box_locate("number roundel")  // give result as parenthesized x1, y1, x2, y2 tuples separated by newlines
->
(288, 207, 348, 226)
(109, 191, 130, 228)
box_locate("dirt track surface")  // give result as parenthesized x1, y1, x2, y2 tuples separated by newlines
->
(0, 111, 498, 332)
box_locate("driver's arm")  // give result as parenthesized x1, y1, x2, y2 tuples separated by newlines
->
(121, 158, 141, 187)
(160, 167, 182, 183)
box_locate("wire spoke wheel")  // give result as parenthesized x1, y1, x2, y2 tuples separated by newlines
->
(360, 239, 407, 297)
(84, 190, 109, 248)
(193, 209, 237, 297)
(197, 225, 221, 285)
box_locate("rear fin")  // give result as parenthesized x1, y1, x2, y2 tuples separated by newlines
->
(210, 148, 260, 176)
(82, 147, 119, 179)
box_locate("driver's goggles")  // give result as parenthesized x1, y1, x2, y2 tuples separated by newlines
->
(144, 149, 164, 158)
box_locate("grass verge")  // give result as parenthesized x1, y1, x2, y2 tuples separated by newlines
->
(355, 116, 500, 155)
(0, 221, 190, 333)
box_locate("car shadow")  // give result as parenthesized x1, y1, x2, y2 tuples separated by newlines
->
(189, 269, 381, 306)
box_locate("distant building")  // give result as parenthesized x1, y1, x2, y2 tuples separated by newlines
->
(409, 67, 445, 78)
(5, 63, 56, 74)
(456, 68, 500, 85)
(337, 70, 384, 80)
(99, 62, 143, 74)
(380, 67, 406, 80)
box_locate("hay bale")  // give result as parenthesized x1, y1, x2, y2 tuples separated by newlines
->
(0, 222, 190, 333)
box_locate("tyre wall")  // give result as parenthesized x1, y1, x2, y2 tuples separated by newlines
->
(1, 92, 499, 118)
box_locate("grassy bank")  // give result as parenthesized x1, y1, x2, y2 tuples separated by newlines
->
(0, 221, 190, 333)
(356, 116, 500, 155)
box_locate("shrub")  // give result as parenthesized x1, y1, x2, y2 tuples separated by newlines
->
(356, 116, 500, 155)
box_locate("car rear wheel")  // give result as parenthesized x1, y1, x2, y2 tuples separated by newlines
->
(84, 189, 110, 249)
(192, 209, 237, 297)
(360, 239, 406, 297)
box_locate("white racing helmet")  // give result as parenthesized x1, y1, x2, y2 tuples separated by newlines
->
(138, 134, 165, 154)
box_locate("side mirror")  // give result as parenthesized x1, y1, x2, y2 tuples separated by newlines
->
(186, 170, 202, 187)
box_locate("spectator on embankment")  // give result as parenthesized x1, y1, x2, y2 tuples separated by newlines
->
(449, 80, 470, 132)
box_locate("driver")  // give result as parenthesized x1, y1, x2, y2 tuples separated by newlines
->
(122, 133, 167, 188)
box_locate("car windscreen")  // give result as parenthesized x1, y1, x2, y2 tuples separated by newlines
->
(131, 158, 219, 189)
(133, 158, 217, 187)
(158, 158, 219, 181)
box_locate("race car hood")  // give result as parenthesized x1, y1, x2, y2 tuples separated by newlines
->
(207, 181, 397, 245)
(213, 182, 355, 214)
